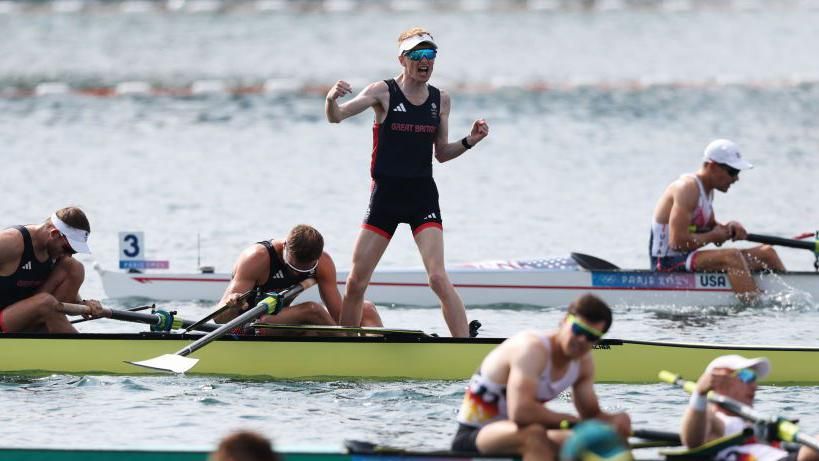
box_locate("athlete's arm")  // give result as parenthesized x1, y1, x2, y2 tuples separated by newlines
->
(214, 246, 267, 323)
(433, 91, 489, 163)
(668, 179, 729, 251)
(0, 229, 23, 276)
(680, 371, 726, 447)
(325, 81, 387, 123)
(572, 355, 631, 437)
(506, 335, 579, 428)
(315, 252, 343, 324)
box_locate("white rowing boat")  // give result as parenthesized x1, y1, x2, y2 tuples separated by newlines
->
(94, 253, 819, 307)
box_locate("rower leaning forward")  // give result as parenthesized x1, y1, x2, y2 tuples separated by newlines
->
(325, 27, 489, 337)
(214, 224, 382, 334)
(452, 293, 630, 460)
(0, 206, 104, 333)
(649, 139, 785, 303)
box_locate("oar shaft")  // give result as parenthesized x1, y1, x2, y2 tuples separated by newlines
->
(65, 302, 222, 332)
(173, 279, 315, 357)
(747, 233, 817, 252)
(108, 309, 219, 332)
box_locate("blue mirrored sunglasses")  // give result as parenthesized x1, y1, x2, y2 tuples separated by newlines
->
(404, 48, 437, 61)
(734, 368, 757, 384)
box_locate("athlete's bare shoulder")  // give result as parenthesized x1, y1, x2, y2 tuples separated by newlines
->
(0, 228, 24, 269)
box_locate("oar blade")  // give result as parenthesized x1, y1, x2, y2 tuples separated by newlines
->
(126, 354, 199, 374)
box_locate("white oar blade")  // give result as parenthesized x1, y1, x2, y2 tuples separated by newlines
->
(126, 354, 199, 374)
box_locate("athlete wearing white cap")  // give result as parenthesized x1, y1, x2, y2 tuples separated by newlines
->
(649, 139, 784, 303)
(0, 207, 104, 333)
(681, 355, 819, 461)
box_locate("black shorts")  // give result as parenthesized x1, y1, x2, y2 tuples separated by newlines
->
(363, 177, 443, 238)
(451, 424, 480, 453)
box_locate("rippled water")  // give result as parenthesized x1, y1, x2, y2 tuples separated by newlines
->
(1, 2, 818, 454)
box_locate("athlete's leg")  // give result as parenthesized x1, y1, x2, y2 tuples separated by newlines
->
(256, 301, 336, 336)
(691, 249, 758, 303)
(413, 226, 468, 337)
(361, 300, 383, 327)
(38, 257, 85, 303)
(741, 245, 786, 272)
(339, 229, 390, 327)
(1, 292, 78, 333)
(797, 434, 819, 461)
(476, 421, 560, 461)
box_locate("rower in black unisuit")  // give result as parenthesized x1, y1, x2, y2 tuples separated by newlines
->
(0, 226, 54, 309)
(365, 78, 442, 238)
(248, 240, 315, 307)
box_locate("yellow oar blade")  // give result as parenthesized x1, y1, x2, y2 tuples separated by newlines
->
(126, 354, 199, 374)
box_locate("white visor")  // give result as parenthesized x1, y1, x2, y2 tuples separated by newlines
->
(705, 354, 770, 379)
(398, 33, 437, 53)
(51, 213, 91, 254)
(703, 139, 753, 170)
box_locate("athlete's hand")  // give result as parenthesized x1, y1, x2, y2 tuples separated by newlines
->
(226, 292, 249, 311)
(695, 368, 733, 395)
(82, 299, 105, 319)
(711, 224, 731, 245)
(607, 412, 632, 439)
(725, 221, 747, 241)
(466, 119, 489, 145)
(327, 80, 352, 101)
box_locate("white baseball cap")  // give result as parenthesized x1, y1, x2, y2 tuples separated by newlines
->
(705, 354, 770, 379)
(51, 213, 91, 254)
(703, 139, 753, 170)
(398, 33, 437, 53)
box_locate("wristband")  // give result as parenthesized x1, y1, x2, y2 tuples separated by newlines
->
(461, 137, 473, 150)
(689, 392, 707, 412)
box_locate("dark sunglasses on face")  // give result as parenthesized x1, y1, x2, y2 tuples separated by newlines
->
(567, 314, 604, 342)
(716, 162, 741, 178)
(733, 368, 757, 384)
(404, 48, 437, 61)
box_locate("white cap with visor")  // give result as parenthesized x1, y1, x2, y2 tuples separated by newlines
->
(705, 354, 770, 379)
(398, 33, 437, 54)
(703, 139, 753, 171)
(51, 213, 91, 254)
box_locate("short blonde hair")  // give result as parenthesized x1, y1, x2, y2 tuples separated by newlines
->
(398, 27, 432, 44)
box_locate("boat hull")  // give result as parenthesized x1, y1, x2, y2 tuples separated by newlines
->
(95, 264, 819, 308)
(0, 447, 518, 461)
(1, 333, 818, 384)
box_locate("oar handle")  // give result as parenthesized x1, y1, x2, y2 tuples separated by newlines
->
(746, 233, 818, 253)
(60, 302, 112, 317)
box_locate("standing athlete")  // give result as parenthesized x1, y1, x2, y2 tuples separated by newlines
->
(0, 206, 104, 333)
(325, 27, 489, 337)
(649, 139, 784, 303)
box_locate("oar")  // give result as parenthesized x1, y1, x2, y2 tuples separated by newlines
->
(659, 370, 819, 452)
(70, 304, 154, 324)
(559, 420, 681, 447)
(126, 279, 316, 374)
(62, 302, 220, 332)
(181, 288, 255, 334)
(746, 233, 818, 253)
